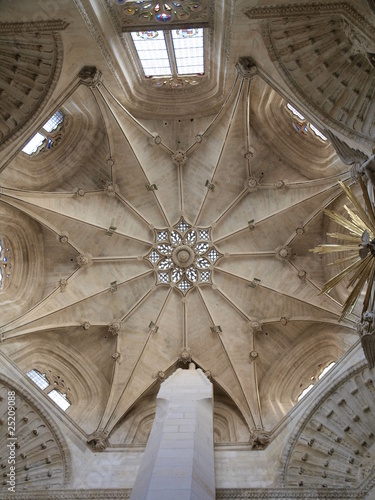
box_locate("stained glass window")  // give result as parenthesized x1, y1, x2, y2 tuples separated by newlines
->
(48, 389, 71, 411)
(22, 110, 64, 155)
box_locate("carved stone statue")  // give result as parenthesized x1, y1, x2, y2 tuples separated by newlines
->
(357, 312, 375, 369)
(359, 153, 375, 189)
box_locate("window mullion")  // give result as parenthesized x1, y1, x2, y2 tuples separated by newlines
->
(165, 31, 178, 77)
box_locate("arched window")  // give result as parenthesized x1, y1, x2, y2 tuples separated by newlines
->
(0, 237, 12, 288)
(26, 368, 71, 411)
(286, 103, 327, 142)
(22, 110, 64, 156)
(297, 362, 335, 401)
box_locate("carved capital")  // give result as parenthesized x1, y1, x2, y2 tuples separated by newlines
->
(87, 430, 109, 452)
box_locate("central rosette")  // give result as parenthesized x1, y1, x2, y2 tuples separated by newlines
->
(171, 245, 195, 268)
(146, 218, 222, 294)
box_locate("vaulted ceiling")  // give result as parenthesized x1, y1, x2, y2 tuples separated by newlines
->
(1, 0, 375, 493)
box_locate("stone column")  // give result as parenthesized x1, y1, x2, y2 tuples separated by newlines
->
(130, 363, 215, 500)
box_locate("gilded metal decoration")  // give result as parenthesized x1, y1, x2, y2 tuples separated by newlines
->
(311, 179, 375, 320)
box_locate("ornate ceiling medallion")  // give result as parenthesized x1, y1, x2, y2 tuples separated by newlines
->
(146, 217, 221, 294)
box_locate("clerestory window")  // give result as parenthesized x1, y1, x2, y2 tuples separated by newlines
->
(131, 28, 204, 78)
(286, 103, 328, 142)
(0, 238, 12, 288)
(26, 368, 71, 411)
(297, 362, 335, 401)
(22, 110, 64, 156)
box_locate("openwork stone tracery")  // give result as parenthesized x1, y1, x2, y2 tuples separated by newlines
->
(146, 218, 222, 294)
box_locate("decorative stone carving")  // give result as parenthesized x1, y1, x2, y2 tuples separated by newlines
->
(276, 246, 292, 262)
(282, 364, 375, 489)
(87, 429, 109, 452)
(106, 157, 115, 167)
(205, 180, 215, 191)
(146, 218, 221, 295)
(195, 134, 203, 143)
(249, 319, 262, 333)
(112, 351, 121, 362)
(236, 57, 257, 78)
(76, 253, 93, 268)
(280, 316, 288, 326)
(210, 325, 222, 334)
(296, 227, 305, 236)
(249, 350, 258, 361)
(324, 130, 368, 166)
(59, 278, 68, 292)
(342, 19, 375, 57)
(108, 320, 123, 336)
(0, 377, 71, 489)
(178, 347, 192, 364)
(359, 152, 375, 189)
(245, 176, 261, 192)
(82, 321, 91, 330)
(75, 187, 85, 197)
(0, 29, 64, 151)
(298, 270, 307, 280)
(249, 429, 271, 449)
(247, 4, 375, 144)
(59, 234, 69, 244)
(244, 149, 255, 160)
(78, 66, 102, 87)
(275, 180, 286, 190)
(153, 135, 162, 145)
(172, 149, 188, 166)
(103, 181, 119, 197)
(156, 371, 165, 380)
(357, 313, 375, 369)
(148, 321, 159, 334)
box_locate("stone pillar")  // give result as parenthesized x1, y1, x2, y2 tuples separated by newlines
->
(130, 363, 215, 500)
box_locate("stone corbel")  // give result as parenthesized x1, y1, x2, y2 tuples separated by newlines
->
(249, 428, 271, 450)
(236, 57, 258, 79)
(87, 429, 109, 452)
(78, 66, 102, 88)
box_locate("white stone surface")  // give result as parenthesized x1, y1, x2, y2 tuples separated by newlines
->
(130, 366, 215, 500)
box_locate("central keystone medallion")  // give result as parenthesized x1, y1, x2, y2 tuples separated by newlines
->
(172, 245, 195, 268)
(145, 218, 222, 294)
